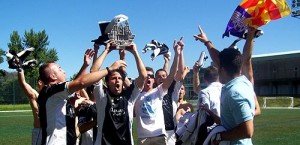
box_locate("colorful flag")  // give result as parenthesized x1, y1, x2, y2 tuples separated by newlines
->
(223, 0, 291, 38)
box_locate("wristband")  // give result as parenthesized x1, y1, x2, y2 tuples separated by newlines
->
(17, 68, 23, 73)
(204, 41, 212, 46)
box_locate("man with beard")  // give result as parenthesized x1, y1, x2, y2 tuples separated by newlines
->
(90, 42, 147, 145)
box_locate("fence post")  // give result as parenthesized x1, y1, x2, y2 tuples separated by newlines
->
(13, 80, 15, 105)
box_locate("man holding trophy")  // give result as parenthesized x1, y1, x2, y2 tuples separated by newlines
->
(91, 14, 147, 145)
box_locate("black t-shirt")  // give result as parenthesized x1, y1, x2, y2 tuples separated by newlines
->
(101, 84, 134, 145)
(78, 103, 98, 143)
(162, 81, 176, 131)
(65, 98, 77, 145)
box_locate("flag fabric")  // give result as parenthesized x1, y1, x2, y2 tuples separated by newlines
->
(223, 0, 291, 38)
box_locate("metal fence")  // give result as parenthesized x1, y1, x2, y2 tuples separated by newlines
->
(0, 75, 37, 104)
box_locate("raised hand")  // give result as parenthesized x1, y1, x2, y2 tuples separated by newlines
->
(246, 26, 257, 38)
(193, 25, 209, 43)
(183, 66, 190, 74)
(109, 60, 127, 71)
(83, 49, 95, 66)
(193, 62, 200, 73)
(163, 54, 170, 63)
(177, 36, 185, 50)
(105, 41, 116, 53)
(173, 36, 184, 54)
(125, 42, 137, 54)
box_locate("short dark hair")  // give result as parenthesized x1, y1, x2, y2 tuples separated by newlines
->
(155, 68, 167, 77)
(146, 66, 154, 74)
(204, 66, 219, 83)
(104, 69, 126, 83)
(38, 62, 54, 84)
(219, 48, 242, 76)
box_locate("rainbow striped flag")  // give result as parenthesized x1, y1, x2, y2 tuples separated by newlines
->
(223, 0, 291, 38)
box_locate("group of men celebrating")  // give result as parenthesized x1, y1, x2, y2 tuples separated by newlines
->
(14, 25, 260, 145)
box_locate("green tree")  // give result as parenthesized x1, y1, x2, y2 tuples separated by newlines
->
(7, 29, 59, 79)
(0, 48, 6, 77)
(0, 48, 4, 64)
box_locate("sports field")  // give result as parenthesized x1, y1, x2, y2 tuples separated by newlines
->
(1, 107, 300, 144)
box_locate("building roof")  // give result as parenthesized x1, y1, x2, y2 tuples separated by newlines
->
(252, 50, 300, 61)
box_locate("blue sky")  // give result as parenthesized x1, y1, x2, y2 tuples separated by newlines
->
(1, 0, 299, 79)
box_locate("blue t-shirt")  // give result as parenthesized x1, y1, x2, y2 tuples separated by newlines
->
(220, 75, 255, 145)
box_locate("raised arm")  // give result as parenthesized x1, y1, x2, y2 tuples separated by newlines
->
(68, 60, 127, 94)
(242, 27, 255, 84)
(75, 49, 95, 79)
(194, 25, 220, 67)
(17, 68, 39, 100)
(162, 37, 181, 90)
(181, 66, 190, 81)
(192, 63, 201, 94)
(174, 38, 186, 81)
(163, 54, 170, 73)
(126, 43, 147, 90)
(119, 49, 132, 88)
(92, 43, 100, 64)
(242, 27, 261, 117)
(90, 42, 114, 72)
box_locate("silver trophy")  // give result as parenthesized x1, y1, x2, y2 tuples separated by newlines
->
(92, 14, 135, 49)
(107, 14, 135, 49)
(196, 51, 208, 69)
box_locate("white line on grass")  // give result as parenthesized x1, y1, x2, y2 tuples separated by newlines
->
(0, 115, 32, 118)
(0, 110, 31, 113)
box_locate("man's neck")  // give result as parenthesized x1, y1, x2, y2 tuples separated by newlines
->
(107, 89, 122, 98)
(225, 74, 241, 84)
(142, 87, 152, 93)
(48, 80, 60, 85)
(178, 99, 186, 104)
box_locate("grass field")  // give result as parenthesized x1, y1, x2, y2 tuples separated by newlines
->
(1, 107, 300, 145)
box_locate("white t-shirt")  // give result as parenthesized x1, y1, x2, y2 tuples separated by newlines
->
(38, 82, 77, 145)
(197, 82, 223, 117)
(135, 84, 167, 138)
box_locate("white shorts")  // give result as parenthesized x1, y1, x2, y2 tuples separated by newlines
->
(80, 129, 94, 145)
(138, 135, 166, 145)
(32, 128, 42, 145)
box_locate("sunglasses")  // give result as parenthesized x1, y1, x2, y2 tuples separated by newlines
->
(147, 74, 155, 78)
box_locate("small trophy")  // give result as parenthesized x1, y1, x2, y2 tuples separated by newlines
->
(107, 16, 135, 49)
(92, 14, 135, 49)
(196, 51, 208, 69)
